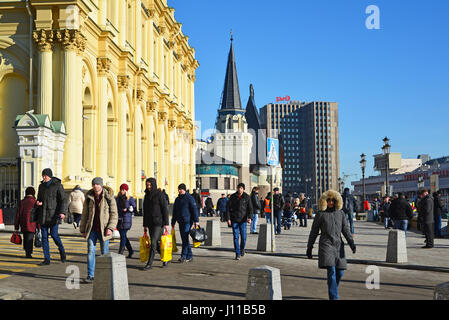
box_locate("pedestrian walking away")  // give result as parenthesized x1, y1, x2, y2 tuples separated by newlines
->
(225, 183, 253, 260)
(205, 196, 215, 217)
(35, 168, 68, 266)
(272, 188, 285, 235)
(250, 187, 261, 234)
(380, 196, 392, 229)
(389, 193, 413, 237)
(417, 189, 434, 248)
(433, 191, 444, 238)
(307, 190, 356, 300)
(79, 177, 118, 283)
(342, 188, 357, 234)
(116, 183, 137, 258)
(171, 183, 199, 263)
(264, 193, 272, 224)
(192, 189, 203, 217)
(296, 193, 308, 227)
(216, 194, 228, 222)
(68, 185, 85, 229)
(14, 187, 37, 258)
(143, 178, 171, 270)
(372, 197, 380, 222)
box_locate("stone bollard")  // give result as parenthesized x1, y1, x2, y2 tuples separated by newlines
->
(92, 253, 130, 300)
(257, 224, 275, 252)
(246, 266, 282, 300)
(434, 282, 449, 300)
(386, 229, 407, 263)
(205, 219, 221, 246)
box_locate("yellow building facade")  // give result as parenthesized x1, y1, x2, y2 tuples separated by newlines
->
(0, 0, 199, 201)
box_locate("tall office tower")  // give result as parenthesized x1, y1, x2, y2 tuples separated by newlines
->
(260, 101, 339, 203)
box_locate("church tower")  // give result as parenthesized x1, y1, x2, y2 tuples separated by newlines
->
(213, 33, 253, 188)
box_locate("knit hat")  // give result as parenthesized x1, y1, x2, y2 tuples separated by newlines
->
(42, 168, 53, 178)
(120, 183, 129, 191)
(92, 177, 104, 187)
(178, 183, 187, 191)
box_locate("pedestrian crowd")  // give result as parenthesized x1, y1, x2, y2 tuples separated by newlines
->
(11, 167, 447, 299)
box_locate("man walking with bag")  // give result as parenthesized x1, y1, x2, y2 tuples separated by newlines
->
(36, 168, 68, 266)
(226, 183, 253, 260)
(171, 183, 199, 263)
(79, 177, 118, 283)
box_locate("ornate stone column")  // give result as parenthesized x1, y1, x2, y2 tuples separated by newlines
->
(168, 118, 177, 198)
(96, 57, 111, 179)
(146, 101, 157, 179)
(117, 75, 129, 185)
(33, 29, 53, 119)
(56, 29, 86, 182)
(157, 111, 167, 188)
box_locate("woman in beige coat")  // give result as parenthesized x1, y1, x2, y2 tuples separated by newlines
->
(68, 185, 85, 229)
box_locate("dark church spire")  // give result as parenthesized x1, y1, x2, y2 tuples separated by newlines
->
(220, 32, 242, 110)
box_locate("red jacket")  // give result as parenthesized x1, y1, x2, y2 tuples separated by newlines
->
(14, 196, 37, 233)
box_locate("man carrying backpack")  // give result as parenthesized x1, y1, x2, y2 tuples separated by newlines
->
(341, 188, 357, 235)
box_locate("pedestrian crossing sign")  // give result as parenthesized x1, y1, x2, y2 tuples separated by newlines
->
(267, 138, 279, 166)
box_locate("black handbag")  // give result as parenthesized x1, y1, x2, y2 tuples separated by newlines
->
(34, 229, 42, 248)
(189, 225, 208, 243)
(67, 213, 73, 224)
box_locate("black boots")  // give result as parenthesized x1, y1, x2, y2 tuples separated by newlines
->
(118, 246, 125, 255)
(127, 249, 134, 259)
(60, 251, 66, 263)
(39, 259, 50, 266)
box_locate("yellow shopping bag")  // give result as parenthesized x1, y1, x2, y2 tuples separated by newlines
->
(160, 232, 173, 262)
(171, 228, 178, 253)
(193, 241, 201, 248)
(140, 232, 151, 262)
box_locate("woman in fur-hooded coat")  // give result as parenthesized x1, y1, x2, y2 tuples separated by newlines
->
(307, 190, 356, 270)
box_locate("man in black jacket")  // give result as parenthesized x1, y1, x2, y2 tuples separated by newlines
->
(226, 183, 253, 260)
(389, 193, 413, 236)
(250, 187, 262, 234)
(192, 189, 202, 216)
(341, 188, 357, 235)
(417, 189, 434, 248)
(433, 191, 444, 238)
(272, 187, 285, 235)
(142, 178, 170, 270)
(36, 168, 67, 266)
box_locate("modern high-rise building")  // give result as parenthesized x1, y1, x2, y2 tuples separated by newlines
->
(260, 101, 340, 203)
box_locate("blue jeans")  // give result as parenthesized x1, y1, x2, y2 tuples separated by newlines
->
(41, 223, 65, 261)
(119, 229, 133, 252)
(327, 266, 345, 300)
(87, 231, 109, 278)
(434, 215, 442, 237)
(299, 213, 308, 227)
(274, 210, 283, 234)
(266, 212, 271, 224)
(393, 220, 408, 237)
(232, 222, 247, 256)
(346, 212, 354, 234)
(385, 217, 390, 228)
(373, 209, 379, 222)
(250, 213, 259, 233)
(179, 222, 193, 260)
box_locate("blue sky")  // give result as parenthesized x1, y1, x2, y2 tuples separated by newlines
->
(168, 0, 449, 187)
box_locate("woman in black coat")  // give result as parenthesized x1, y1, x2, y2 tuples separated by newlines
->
(142, 178, 170, 270)
(307, 190, 356, 300)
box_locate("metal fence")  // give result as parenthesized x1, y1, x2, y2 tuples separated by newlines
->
(0, 158, 19, 208)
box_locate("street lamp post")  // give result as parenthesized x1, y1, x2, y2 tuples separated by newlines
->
(382, 137, 391, 197)
(360, 153, 366, 202)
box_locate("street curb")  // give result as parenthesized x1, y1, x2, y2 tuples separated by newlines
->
(0, 292, 22, 300)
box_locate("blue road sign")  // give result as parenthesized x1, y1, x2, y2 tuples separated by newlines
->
(267, 138, 279, 166)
